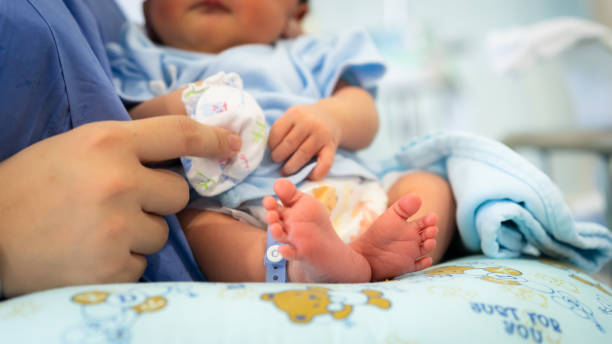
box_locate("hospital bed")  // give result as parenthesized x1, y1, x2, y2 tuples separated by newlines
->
(1, 1, 611, 343)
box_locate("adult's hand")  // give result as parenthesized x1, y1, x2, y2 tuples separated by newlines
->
(0, 116, 241, 297)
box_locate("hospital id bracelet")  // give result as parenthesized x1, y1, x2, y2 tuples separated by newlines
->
(264, 227, 288, 282)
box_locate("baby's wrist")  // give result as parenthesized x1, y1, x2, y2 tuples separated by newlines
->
(166, 88, 189, 115)
(315, 98, 345, 144)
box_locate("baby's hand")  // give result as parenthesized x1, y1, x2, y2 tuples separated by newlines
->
(268, 104, 341, 180)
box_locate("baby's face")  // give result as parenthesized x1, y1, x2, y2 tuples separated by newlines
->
(145, 0, 304, 53)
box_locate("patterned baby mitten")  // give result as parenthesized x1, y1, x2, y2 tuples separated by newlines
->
(181, 72, 266, 196)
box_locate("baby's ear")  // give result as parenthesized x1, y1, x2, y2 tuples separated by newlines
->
(142, 0, 162, 44)
(294, 3, 309, 21)
(142, 0, 151, 21)
(281, 3, 309, 38)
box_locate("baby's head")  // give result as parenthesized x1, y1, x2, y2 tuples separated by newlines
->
(143, 0, 309, 53)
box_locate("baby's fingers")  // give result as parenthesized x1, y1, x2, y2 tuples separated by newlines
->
(270, 126, 309, 163)
(281, 137, 320, 175)
(308, 145, 335, 180)
(268, 117, 293, 151)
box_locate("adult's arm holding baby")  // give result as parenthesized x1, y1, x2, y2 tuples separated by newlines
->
(0, 116, 240, 298)
(268, 80, 379, 180)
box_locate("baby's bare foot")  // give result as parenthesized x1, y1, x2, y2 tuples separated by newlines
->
(351, 194, 439, 281)
(263, 179, 371, 283)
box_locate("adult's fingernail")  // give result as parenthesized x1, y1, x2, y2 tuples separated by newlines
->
(228, 134, 242, 152)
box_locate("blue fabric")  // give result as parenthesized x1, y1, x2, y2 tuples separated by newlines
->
(371, 132, 612, 272)
(0, 0, 203, 282)
(108, 23, 385, 207)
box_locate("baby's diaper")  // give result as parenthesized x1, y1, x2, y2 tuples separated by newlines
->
(187, 177, 388, 243)
(181, 72, 266, 196)
(298, 178, 388, 243)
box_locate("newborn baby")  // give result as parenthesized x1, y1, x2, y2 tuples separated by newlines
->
(181, 72, 266, 196)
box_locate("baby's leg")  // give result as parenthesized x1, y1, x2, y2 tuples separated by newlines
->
(179, 209, 268, 282)
(178, 175, 447, 283)
(385, 172, 456, 264)
(179, 194, 371, 283)
(350, 194, 439, 281)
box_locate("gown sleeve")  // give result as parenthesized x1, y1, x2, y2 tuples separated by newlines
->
(290, 28, 387, 97)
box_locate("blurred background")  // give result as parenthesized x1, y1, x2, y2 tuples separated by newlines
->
(298, 0, 612, 229)
(117, 0, 612, 278)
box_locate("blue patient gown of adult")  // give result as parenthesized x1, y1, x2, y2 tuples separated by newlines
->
(0, 0, 205, 282)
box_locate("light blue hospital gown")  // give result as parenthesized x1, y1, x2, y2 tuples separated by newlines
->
(107, 23, 387, 208)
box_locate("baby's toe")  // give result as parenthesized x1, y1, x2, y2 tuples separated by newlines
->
(420, 238, 437, 256)
(393, 194, 422, 220)
(263, 195, 279, 210)
(265, 210, 281, 225)
(273, 178, 301, 207)
(278, 244, 298, 260)
(270, 223, 289, 243)
(415, 256, 433, 271)
(411, 213, 438, 230)
(421, 226, 438, 240)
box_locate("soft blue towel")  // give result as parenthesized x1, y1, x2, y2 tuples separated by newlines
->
(371, 131, 612, 272)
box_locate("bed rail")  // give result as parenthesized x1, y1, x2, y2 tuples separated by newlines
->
(504, 130, 612, 227)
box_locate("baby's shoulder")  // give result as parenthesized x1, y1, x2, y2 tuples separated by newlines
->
(282, 27, 375, 55)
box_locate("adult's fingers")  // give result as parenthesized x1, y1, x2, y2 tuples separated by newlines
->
(139, 168, 190, 215)
(127, 116, 242, 162)
(129, 212, 170, 255)
(118, 254, 149, 283)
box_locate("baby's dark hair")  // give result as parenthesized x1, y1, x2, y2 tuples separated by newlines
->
(300, 0, 308, 4)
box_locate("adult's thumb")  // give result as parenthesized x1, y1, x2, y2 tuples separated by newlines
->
(129, 116, 242, 162)
(195, 123, 242, 159)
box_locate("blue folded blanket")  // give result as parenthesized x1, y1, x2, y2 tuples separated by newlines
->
(370, 132, 612, 272)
